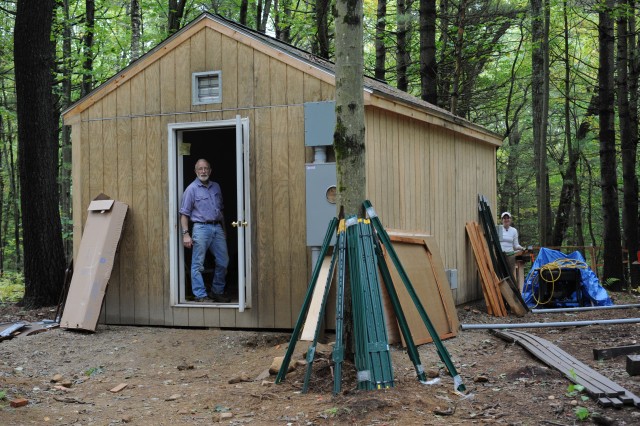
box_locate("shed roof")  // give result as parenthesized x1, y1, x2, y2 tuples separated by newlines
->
(62, 12, 502, 146)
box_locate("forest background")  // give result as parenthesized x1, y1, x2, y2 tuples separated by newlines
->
(0, 0, 638, 307)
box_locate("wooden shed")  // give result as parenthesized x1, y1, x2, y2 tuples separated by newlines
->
(62, 13, 502, 329)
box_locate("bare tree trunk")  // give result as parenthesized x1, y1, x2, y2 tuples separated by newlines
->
(257, 0, 272, 33)
(374, 0, 387, 80)
(131, 0, 142, 62)
(419, 0, 437, 104)
(168, 0, 187, 34)
(334, 0, 365, 359)
(14, 0, 65, 307)
(598, 0, 624, 288)
(0, 116, 4, 273)
(499, 120, 521, 214)
(450, 0, 467, 114)
(274, 0, 292, 43)
(396, 0, 411, 92)
(240, 0, 248, 26)
(531, 0, 551, 245)
(81, 0, 95, 97)
(313, 0, 331, 59)
(620, 0, 639, 287)
(60, 0, 73, 262)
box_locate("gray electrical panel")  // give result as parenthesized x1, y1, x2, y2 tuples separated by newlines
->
(305, 163, 337, 246)
(304, 101, 336, 147)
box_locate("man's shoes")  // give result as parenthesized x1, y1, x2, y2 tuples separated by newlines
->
(211, 293, 231, 303)
(194, 296, 214, 303)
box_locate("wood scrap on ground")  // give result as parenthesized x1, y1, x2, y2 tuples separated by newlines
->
(593, 344, 640, 360)
(492, 329, 640, 408)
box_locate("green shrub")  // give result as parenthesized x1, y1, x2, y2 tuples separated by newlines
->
(0, 272, 25, 303)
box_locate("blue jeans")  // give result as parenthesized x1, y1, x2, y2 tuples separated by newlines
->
(190, 223, 229, 298)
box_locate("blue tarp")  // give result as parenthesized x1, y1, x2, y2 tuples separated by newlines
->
(522, 247, 613, 308)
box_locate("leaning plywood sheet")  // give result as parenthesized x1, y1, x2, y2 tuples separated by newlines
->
(384, 231, 459, 346)
(60, 196, 128, 332)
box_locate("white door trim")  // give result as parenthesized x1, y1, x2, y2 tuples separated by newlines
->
(167, 118, 251, 310)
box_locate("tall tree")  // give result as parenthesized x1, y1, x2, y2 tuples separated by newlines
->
(598, 0, 624, 287)
(14, 0, 65, 307)
(618, 0, 639, 287)
(168, 0, 187, 34)
(531, 0, 552, 245)
(334, 0, 366, 358)
(396, 0, 411, 91)
(313, 0, 331, 59)
(81, 0, 95, 97)
(419, 0, 437, 104)
(131, 0, 142, 62)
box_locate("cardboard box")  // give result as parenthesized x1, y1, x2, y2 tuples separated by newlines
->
(60, 195, 128, 331)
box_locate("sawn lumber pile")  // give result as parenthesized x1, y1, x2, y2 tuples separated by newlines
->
(466, 221, 507, 316)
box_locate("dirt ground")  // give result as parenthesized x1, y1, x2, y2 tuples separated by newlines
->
(1, 294, 640, 426)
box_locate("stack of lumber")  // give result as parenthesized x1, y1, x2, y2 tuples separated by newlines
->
(494, 330, 640, 408)
(466, 221, 507, 316)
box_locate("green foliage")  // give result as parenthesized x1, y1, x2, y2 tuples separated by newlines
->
(574, 406, 590, 421)
(0, 389, 6, 400)
(0, 272, 24, 303)
(84, 366, 104, 377)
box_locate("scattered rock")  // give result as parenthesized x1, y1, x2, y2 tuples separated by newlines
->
(426, 369, 440, 378)
(166, 394, 181, 401)
(177, 363, 194, 371)
(121, 415, 133, 423)
(269, 356, 295, 375)
(51, 374, 63, 383)
(60, 380, 73, 388)
(474, 375, 489, 383)
(228, 373, 251, 384)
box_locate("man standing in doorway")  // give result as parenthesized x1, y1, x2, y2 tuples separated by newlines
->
(180, 159, 231, 303)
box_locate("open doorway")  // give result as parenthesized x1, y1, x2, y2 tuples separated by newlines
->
(180, 127, 238, 303)
(168, 118, 251, 310)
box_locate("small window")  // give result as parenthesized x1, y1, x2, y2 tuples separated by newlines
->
(192, 71, 222, 105)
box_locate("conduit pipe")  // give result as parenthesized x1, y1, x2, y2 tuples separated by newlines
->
(460, 317, 640, 330)
(532, 303, 640, 313)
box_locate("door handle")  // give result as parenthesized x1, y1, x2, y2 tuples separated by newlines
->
(232, 221, 248, 227)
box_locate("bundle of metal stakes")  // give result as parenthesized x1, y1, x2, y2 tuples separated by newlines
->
(345, 216, 394, 390)
(275, 200, 466, 396)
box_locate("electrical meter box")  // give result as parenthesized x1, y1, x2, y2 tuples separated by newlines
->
(305, 163, 337, 246)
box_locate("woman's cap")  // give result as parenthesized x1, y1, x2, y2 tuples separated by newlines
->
(501, 211, 511, 219)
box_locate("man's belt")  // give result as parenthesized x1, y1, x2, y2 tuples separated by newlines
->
(194, 220, 222, 225)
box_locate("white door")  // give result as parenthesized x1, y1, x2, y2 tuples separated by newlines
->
(168, 116, 251, 310)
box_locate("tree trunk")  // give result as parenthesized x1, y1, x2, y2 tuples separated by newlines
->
(598, 0, 624, 288)
(499, 120, 521, 214)
(314, 0, 331, 59)
(551, 1, 579, 247)
(374, 0, 387, 80)
(81, 0, 95, 97)
(274, 0, 292, 43)
(419, 0, 437, 104)
(619, 0, 639, 288)
(396, 0, 411, 92)
(14, 0, 65, 307)
(627, 0, 640, 287)
(257, 0, 272, 33)
(450, 0, 467, 114)
(131, 0, 142, 62)
(334, 0, 366, 360)
(531, 0, 551, 245)
(240, 0, 249, 26)
(168, 0, 187, 35)
(60, 0, 74, 261)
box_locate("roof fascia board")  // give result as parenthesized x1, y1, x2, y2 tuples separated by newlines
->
(365, 91, 503, 147)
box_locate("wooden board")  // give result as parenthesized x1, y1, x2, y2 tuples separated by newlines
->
(383, 232, 459, 347)
(300, 255, 334, 341)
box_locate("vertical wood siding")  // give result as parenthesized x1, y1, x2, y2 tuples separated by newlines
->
(69, 24, 496, 328)
(365, 108, 497, 305)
